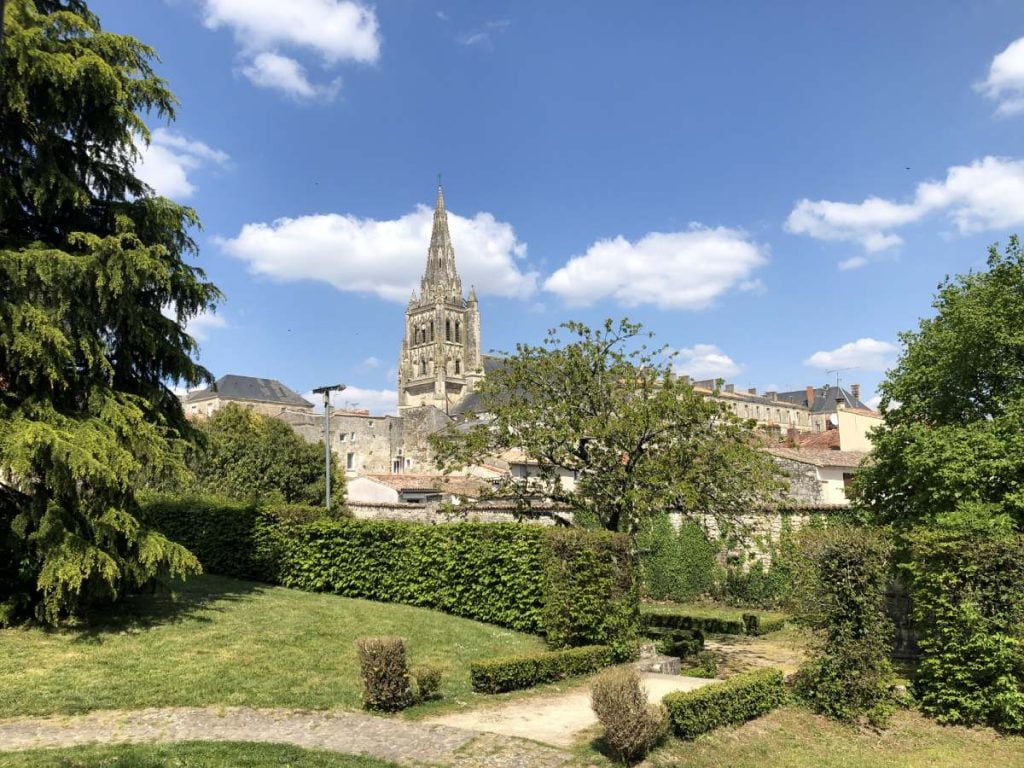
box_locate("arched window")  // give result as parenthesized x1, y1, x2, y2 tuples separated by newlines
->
(420, 356, 427, 375)
(454, 359, 460, 374)
(429, 321, 434, 341)
(455, 321, 461, 343)
(445, 320, 452, 341)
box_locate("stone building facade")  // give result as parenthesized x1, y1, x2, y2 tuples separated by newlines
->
(397, 186, 484, 414)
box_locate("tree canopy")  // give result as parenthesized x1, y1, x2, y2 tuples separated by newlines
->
(0, 0, 219, 623)
(176, 404, 344, 508)
(431, 319, 779, 537)
(854, 237, 1024, 531)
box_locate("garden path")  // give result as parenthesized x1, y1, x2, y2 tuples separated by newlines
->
(424, 672, 715, 747)
(0, 706, 577, 768)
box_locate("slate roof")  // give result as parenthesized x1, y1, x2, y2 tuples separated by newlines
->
(776, 384, 869, 413)
(185, 374, 313, 408)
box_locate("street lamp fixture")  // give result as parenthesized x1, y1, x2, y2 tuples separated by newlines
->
(312, 383, 346, 511)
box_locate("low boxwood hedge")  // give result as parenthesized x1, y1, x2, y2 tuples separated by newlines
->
(470, 645, 614, 693)
(642, 612, 746, 636)
(644, 626, 704, 658)
(663, 667, 785, 740)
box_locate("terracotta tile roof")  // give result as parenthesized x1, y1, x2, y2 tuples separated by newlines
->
(766, 445, 867, 468)
(362, 473, 489, 496)
(791, 430, 840, 450)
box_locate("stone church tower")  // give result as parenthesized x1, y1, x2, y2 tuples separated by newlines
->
(398, 185, 483, 413)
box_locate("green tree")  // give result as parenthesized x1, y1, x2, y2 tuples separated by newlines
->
(182, 403, 345, 508)
(0, 0, 218, 623)
(431, 319, 779, 537)
(853, 237, 1024, 530)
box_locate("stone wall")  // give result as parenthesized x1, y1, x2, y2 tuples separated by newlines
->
(347, 501, 568, 526)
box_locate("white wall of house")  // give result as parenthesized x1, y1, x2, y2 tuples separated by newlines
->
(817, 465, 855, 504)
(347, 476, 400, 504)
(837, 408, 883, 452)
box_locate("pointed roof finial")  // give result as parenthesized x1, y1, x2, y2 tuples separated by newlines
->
(435, 173, 445, 213)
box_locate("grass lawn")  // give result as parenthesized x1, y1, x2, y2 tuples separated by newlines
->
(1, 741, 397, 767)
(0, 574, 545, 718)
(606, 706, 1024, 768)
(641, 600, 789, 624)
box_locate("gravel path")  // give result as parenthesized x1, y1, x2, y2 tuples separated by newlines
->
(425, 672, 716, 747)
(0, 707, 577, 767)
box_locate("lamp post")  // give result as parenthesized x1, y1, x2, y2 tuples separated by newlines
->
(312, 383, 345, 512)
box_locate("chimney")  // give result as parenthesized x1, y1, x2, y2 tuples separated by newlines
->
(725, 384, 735, 393)
(786, 426, 798, 446)
(805, 385, 815, 406)
(747, 387, 757, 395)
(851, 383, 861, 401)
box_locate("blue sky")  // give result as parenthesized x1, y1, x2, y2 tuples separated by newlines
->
(95, 0, 1024, 412)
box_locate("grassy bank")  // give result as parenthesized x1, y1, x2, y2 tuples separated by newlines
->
(0, 575, 545, 718)
(0, 741, 397, 767)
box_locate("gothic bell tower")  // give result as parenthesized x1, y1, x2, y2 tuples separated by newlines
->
(398, 185, 483, 413)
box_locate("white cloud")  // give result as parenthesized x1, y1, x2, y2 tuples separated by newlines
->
(240, 52, 340, 101)
(804, 338, 897, 371)
(197, 0, 379, 100)
(543, 225, 767, 310)
(135, 128, 229, 200)
(674, 344, 742, 380)
(866, 394, 882, 411)
(303, 385, 398, 415)
(161, 304, 228, 341)
(976, 37, 1024, 116)
(838, 256, 869, 271)
(361, 356, 381, 369)
(217, 204, 537, 302)
(786, 156, 1024, 257)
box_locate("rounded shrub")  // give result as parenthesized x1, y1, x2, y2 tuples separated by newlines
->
(590, 667, 667, 764)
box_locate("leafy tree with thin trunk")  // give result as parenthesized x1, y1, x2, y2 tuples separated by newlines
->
(431, 319, 780, 538)
(0, 0, 219, 623)
(853, 237, 1024, 531)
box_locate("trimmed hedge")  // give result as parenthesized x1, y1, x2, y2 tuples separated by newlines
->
(470, 645, 613, 693)
(742, 613, 786, 636)
(144, 495, 639, 652)
(663, 668, 786, 740)
(642, 611, 745, 636)
(644, 626, 704, 658)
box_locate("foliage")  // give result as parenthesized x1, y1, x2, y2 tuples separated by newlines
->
(411, 663, 443, 702)
(469, 645, 613, 693)
(638, 514, 717, 602)
(853, 238, 1024, 530)
(0, 0, 221, 624)
(643, 610, 744, 636)
(680, 651, 719, 678)
(542, 527, 639, 660)
(355, 636, 414, 712)
(791, 526, 896, 725)
(663, 667, 785, 740)
(147, 497, 639, 647)
(904, 517, 1024, 732)
(643, 626, 704, 658)
(431, 319, 780, 537)
(0, 574, 546, 717)
(743, 613, 786, 636)
(169, 403, 344, 508)
(591, 666, 668, 764)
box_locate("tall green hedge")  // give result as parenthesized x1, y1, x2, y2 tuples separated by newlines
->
(906, 522, 1024, 732)
(638, 514, 716, 602)
(144, 496, 638, 653)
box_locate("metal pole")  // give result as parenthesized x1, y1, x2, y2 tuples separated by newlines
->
(324, 389, 331, 512)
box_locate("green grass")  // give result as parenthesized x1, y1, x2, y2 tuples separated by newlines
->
(0, 741, 397, 767)
(641, 600, 789, 624)
(581, 706, 1024, 768)
(0, 575, 545, 718)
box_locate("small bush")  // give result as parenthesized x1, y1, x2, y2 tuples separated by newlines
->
(355, 636, 414, 712)
(644, 626, 704, 658)
(591, 667, 667, 764)
(664, 668, 785, 740)
(680, 651, 718, 679)
(470, 645, 613, 694)
(412, 664, 443, 702)
(638, 515, 717, 602)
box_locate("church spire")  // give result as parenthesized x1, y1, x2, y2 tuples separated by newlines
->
(421, 182, 462, 300)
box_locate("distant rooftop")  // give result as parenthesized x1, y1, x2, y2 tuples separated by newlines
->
(185, 374, 313, 408)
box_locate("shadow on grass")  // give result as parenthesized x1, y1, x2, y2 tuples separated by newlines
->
(66, 575, 268, 643)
